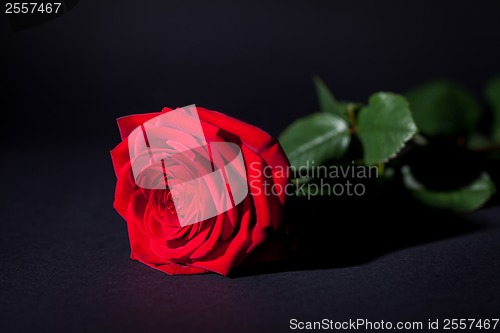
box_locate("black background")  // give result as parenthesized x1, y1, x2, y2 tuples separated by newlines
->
(2, 0, 500, 143)
(1, 1, 500, 332)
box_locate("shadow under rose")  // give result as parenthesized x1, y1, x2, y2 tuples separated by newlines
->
(231, 187, 485, 278)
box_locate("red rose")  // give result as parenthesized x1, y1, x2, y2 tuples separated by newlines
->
(111, 106, 289, 276)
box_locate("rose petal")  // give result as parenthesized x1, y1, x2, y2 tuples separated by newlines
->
(195, 107, 274, 154)
(110, 139, 131, 177)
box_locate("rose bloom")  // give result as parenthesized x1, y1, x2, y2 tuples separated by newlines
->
(111, 106, 289, 276)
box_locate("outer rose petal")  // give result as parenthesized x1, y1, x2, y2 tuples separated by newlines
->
(110, 139, 131, 177)
(260, 141, 290, 206)
(117, 111, 167, 140)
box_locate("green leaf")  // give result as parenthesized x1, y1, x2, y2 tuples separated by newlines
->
(402, 166, 496, 213)
(313, 76, 347, 120)
(357, 92, 417, 165)
(279, 113, 350, 169)
(405, 80, 481, 136)
(485, 76, 500, 142)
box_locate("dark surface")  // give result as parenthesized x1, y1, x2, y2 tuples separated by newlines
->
(2, 1, 500, 332)
(1, 143, 499, 333)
